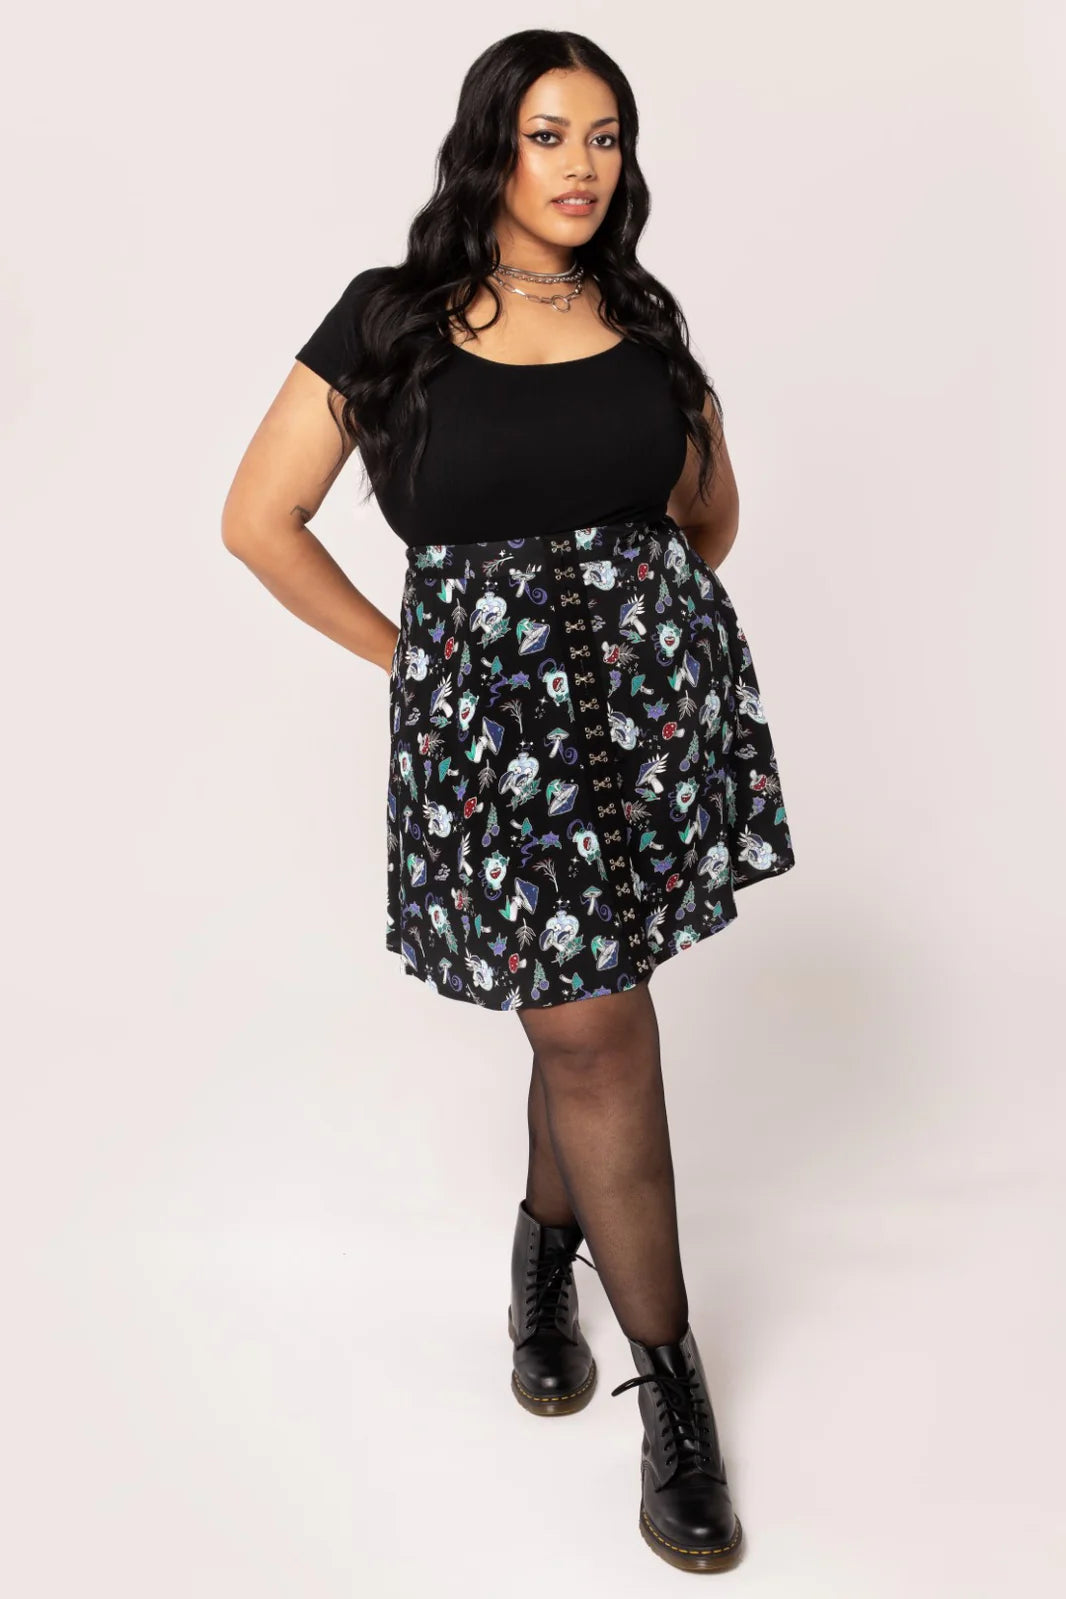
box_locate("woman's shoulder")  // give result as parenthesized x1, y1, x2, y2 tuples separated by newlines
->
(332, 263, 395, 307)
(294, 265, 395, 387)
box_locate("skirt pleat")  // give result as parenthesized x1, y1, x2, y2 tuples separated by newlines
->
(384, 514, 795, 1010)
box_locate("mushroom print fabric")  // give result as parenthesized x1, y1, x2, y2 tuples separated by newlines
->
(385, 514, 796, 1010)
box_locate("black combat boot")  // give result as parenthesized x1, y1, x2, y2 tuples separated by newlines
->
(508, 1199, 598, 1416)
(611, 1324, 744, 1572)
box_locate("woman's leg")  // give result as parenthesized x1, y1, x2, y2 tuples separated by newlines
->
(524, 1052, 579, 1227)
(516, 982, 689, 1349)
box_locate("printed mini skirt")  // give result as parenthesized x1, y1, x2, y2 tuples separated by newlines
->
(385, 512, 796, 1011)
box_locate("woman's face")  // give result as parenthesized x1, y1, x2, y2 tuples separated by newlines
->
(495, 68, 623, 261)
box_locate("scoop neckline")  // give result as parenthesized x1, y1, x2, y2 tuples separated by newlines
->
(448, 337, 630, 369)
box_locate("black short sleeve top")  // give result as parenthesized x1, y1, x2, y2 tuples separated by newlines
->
(294, 267, 689, 548)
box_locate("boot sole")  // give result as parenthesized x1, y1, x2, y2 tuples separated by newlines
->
(638, 1504, 744, 1573)
(508, 1306, 598, 1416)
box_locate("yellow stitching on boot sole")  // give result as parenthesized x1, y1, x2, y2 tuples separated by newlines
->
(513, 1362, 596, 1403)
(641, 1506, 743, 1558)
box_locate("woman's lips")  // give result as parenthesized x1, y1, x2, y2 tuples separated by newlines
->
(551, 197, 596, 215)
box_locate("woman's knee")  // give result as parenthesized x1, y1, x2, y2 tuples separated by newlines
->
(520, 987, 657, 1099)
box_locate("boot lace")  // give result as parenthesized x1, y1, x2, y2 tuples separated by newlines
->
(610, 1367, 718, 1483)
(523, 1244, 597, 1337)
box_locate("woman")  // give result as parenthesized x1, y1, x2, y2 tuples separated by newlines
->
(222, 29, 795, 1575)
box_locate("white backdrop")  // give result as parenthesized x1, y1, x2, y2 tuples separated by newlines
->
(2, 2, 1063, 1594)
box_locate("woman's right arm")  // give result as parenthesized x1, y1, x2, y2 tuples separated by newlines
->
(220, 363, 399, 674)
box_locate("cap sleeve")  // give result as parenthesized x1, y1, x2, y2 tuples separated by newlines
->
(294, 265, 390, 389)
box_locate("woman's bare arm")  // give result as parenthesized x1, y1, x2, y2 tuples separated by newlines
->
(221, 363, 399, 674)
(666, 390, 740, 573)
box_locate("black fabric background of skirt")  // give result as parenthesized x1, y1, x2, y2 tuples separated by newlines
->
(384, 513, 796, 1010)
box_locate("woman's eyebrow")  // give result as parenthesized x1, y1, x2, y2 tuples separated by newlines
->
(524, 113, 619, 128)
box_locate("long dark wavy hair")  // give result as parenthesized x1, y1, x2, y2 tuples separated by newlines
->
(330, 29, 723, 510)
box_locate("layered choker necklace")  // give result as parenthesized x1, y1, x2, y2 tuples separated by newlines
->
(491, 259, 585, 313)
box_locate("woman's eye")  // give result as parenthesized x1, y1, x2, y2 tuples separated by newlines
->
(527, 131, 618, 148)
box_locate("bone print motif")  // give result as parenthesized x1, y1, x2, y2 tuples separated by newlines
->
(383, 516, 796, 1010)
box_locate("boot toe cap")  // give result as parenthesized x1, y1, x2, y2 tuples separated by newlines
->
(645, 1477, 739, 1554)
(515, 1340, 595, 1399)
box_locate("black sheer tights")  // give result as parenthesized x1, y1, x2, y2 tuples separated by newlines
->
(519, 981, 690, 1349)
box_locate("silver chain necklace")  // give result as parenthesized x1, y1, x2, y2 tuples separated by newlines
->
(491, 260, 585, 313)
